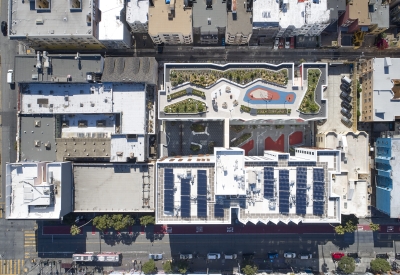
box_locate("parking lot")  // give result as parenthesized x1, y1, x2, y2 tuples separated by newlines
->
(318, 64, 353, 133)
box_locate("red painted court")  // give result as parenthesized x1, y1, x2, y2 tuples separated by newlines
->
(289, 131, 303, 145)
(265, 134, 284, 152)
(240, 139, 254, 155)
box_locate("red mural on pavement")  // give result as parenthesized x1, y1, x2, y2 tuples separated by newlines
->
(265, 134, 284, 152)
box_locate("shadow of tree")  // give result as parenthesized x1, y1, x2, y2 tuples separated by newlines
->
(331, 233, 354, 249)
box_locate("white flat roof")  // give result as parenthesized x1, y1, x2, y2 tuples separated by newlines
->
(110, 134, 147, 162)
(215, 148, 246, 196)
(6, 162, 66, 219)
(126, 0, 149, 24)
(99, 0, 125, 40)
(112, 83, 146, 134)
(280, 0, 331, 28)
(60, 114, 115, 138)
(252, 0, 280, 24)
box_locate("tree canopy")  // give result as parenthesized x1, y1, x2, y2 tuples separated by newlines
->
(370, 223, 380, 232)
(70, 225, 81, 236)
(163, 261, 173, 273)
(370, 258, 391, 273)
(93, 214, 135, 231)
(140, 215, 155, 226)
(176, 260, 189, 274)
(142, 260, 156, 274)
(338, 256, 355, 274)
(242, 265, 258, 275)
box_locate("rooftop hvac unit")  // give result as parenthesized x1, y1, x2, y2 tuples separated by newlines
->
(34, 120, 41, 127)
(116, 152, 123, 156)
(129, 153, 135, 159)
(34, 140, 41, 147)
(36, 18, 44, 25)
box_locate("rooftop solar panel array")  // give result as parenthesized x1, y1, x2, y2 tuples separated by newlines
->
(197, 196, 207, 217)
(214, 204, 224, 217)
(264, 167, 275, 199)
(181, 178, 191, 196)
(164, 168, 174, 212)
(296, 167, 307, 215)
(181, 195, 191, 217)
(279, 169, 290, 214)
(313, 168, 325, 216)
(197, 170, 207, 197)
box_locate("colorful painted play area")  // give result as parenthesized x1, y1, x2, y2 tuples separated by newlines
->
(243, 85, 296, 104)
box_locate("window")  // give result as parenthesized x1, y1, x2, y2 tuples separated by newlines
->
(384, 66, 389, 74)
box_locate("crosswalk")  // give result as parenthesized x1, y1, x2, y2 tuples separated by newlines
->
(0, 259, 24, 275)
(24, 231, 37, 259)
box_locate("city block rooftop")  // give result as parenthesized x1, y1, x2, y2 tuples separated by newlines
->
(155, 148, 342, 225)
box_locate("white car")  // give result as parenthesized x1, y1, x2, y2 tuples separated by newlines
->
(149, 254, 163, 260)
(274, 38, 279, 49)
(180, 254, 193, 260)
(207, 253, 221, 260)
(225, 254, 237, 260)
(284, 252, 296, 258)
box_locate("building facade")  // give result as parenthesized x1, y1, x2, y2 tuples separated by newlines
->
(226, 0, 252, 45)
(126, 0, 149, 33)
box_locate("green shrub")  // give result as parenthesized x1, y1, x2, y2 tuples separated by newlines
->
(231, 133, 252, 147)
(299, 69, 321, 114)
(190, 124, 205, 132)
(190, 144, 201, 152)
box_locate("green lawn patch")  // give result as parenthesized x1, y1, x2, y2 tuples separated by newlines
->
(230, 125, 246, 133)
(256, 109, 290, 115)
(164, 99, 206, 114)
(231, 133, 252, 147)
(167, 89, 187, 101)
(240, 105, 251, 113)
(299, 69, 321, 114)
(190, 144, 201, 152)
(192, 89, 206, 99)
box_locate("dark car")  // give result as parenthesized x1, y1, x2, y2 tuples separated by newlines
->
(347, 253, 361, 264)
(395, 253, 400, 260)
(1, 21, 7, 36)
(340, 91, 352, 102)
(376, 253, 389, 259)
(341, 107, 352, 119)
(340, 83, 351, 93)
(341, 101, 352, 110)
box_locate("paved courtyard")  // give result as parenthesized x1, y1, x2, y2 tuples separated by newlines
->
(229, 124, 312, 156)
(163, 121, 224, 156)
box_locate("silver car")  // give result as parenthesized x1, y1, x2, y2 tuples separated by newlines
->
(149, 253, 163, 260)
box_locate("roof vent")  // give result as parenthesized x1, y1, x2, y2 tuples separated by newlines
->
(116, 151, 123, 156)
(34, 140, 41, 147)
(34, 120, 41, 127)
(36, 18, 44, 25)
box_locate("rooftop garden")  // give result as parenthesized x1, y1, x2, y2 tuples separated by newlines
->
(170, 69, 288, 88)
(164, 98, 206, 114)
(190, 123, 206, 132)
(230, 133, 252, 147)
(299, 69, 321, 114)
(167, 88, 206, 101)
(240, 105, 290, 115)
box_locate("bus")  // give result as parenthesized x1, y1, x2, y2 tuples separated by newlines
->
(72, 252, 122, 263)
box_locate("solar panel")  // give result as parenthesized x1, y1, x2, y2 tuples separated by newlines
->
(164, 168, 174, 190)
(181, 178, 191, 196)
(264, 167, 275, 199)
(181, 196, 190, 217)
(296, 167, 307, 215)
(214, 204, 224, 217)
(164, 189, 174, 212)
(197, 170, 207, 196)
(197, 196, 207, 217)
(279, 170, 290, 214)
(313, 201, 324, 216)
(313, 168, 325, 201)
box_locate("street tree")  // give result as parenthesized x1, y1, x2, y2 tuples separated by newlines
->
(163, 261, 173, 273)
(344, 221, 357, 233)
(142, 259, 156, 274)
(338, 256, 355, 274)
(370, 258, 391, 273)
(334, 225, 345, 235)
(110, 214, 134, 231)
(93, 215, 111, 231)
(176, 260, 189, 274)
(140, 215, 155, 227)
(70, 225, 81, 235)
(242, 265, 258, 275)
(370, 223, 380, 232)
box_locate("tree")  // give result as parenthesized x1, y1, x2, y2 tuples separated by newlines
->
(70, 225, 81, 236)
(110, 214, 134, 231)
(344, 221, 357, 233)
(299, 58, 306, 64)
(334, 225, 345, 235)
(163, 261, 173, 274)
(176, 260, 189, 274)
(370, 258, 391, 273)
(93, 215, 111, 231)
(370, 223, 380, 232)
(140, 215, 155, 227)
(242, 265, 258, 275)
(142, 260, 156, 274)
(338, 256, 355, 274)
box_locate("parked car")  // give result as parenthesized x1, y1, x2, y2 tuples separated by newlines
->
(1, 21, 7, 36)
(285, 38, 290, 49)
(395, 253, 400, 260)
(207, 253, 221, 260)
(347, 253, 361, 264)
(341, 101, 352, 110)
(224, 254, 237, 260)
(149, 254, 163, 260)
(341, 107, 352, 119)
(268, 253, 279, 259)
(298, 254, 312, 259)
(284, 252, 296, 258)
(376, 253, 389, 259)
(340, 83, 351, 93)
(180, 254, 193, 260)
(341, 116, 352, 126)
(75, 215, 85, 224)
(340, 91, 352, 102)
(332, 252, 345, 261)
(274, 38, 279, 49)
(342, 75, 352, 86)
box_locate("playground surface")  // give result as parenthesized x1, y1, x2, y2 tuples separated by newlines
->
(244, 85, 296, 105)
